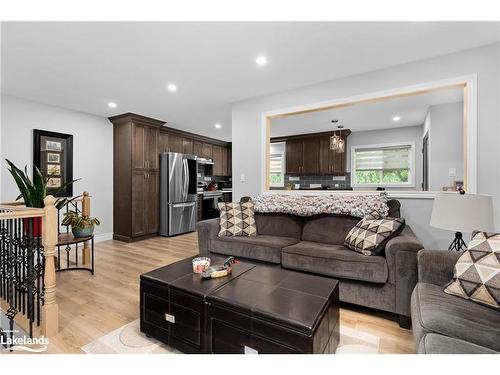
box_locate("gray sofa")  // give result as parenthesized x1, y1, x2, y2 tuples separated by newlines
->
(197, 202, 424, 328)
(411, 250, 500, 354)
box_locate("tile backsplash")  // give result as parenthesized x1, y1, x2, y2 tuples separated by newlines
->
(283, 173, 351, 189)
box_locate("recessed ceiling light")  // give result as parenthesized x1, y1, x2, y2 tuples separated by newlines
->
(214, 123, 222, 129)
(393, 116, 401, 122)
(256, 56, 267, 66)
(108, 102, 117, 108)
(167, 84, 177, 92)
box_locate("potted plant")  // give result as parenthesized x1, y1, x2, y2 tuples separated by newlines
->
(5, 159, 80, 236)
(62, 210, 100, 238)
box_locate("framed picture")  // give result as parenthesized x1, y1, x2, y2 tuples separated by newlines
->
(454, 180, 464, 191)
(47, 177, 62, 188)
(47, 164, 61, 175)
(33, 129, 74, 197)
(47, 153, 60, 163)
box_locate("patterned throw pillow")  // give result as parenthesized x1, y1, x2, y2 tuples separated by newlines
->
(344, 210, 405, 256)
(444, 232, 500, 309)
(218, 202, 257, 237)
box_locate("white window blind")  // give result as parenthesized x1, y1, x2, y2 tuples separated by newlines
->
(269, 153, 284, 173)
(355, 145, 410, 171)
(352, 143, 414, 187)
(269, 142, 286, 187)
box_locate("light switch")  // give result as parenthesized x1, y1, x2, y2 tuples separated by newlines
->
(240, 173, 246, 182)
(448, 168, 456, 177)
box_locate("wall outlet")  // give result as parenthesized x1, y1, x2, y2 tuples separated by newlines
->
(289, 176, 300, 181)
(294, 184, 300, 189)
(334, 183, 340, 188)
(448, 168, 457, 177)
(240, 173, 246, 182)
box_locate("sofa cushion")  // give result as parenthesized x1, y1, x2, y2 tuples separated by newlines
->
(255, 213, 303, 239)
(418, 333, 498, 354)
(444, 231, 500, 310)
(411, 282, 500, 352)
(210, 235, 299, 264)
(301, 215, 360, 245)
(344, 211, 405, 256)
(281, 241, 388, 283)
(218, 202, 257, 237)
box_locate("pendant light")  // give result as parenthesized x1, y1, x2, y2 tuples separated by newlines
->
(336, 125, 345, 154)
(329, 120, 340, 151)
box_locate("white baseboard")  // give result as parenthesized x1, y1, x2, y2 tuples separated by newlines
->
(94, 232, 113, 242)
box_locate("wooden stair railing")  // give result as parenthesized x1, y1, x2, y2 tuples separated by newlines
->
(0, 196, 59, 341)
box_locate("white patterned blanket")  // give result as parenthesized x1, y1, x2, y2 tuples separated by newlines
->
(252, 193, 389, 218)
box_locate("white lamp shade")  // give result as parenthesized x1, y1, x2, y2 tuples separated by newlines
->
(430, 192, 494, 233)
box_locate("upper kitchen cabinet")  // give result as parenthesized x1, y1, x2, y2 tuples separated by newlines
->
(212, 145, 223, 175)
(167, 134, 183, 153)
(277, 130, 350, 175)
(193, 141, 204, 157)
(286, 139, 303, 174)
(182, 138, 193, 154)
(202, 142, 213, 159)
(131, 122, 159, 171)
(285, 137, 319, 174)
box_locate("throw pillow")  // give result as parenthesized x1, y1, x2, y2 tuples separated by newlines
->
(344, 210, 405, 256)
(444, 232, 500, 309)
(218, 201, 257, 237)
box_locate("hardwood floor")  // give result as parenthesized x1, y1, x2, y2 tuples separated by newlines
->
(46, 233, 414, 354)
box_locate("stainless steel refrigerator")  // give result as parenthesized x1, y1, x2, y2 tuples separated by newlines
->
(160, 152, 198, 236)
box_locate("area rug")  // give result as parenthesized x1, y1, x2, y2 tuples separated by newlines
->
(81, 319, 379, 354)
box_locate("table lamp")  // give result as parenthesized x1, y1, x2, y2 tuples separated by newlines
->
(430, 190, 494, 251)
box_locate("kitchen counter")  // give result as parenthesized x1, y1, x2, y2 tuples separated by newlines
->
(197, 190, 232, 195)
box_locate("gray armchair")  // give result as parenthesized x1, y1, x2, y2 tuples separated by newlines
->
(411, 250, 500, 354)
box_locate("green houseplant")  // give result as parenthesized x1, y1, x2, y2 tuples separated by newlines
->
(62, 210, 100, 238)
(5, 159, 80, 236)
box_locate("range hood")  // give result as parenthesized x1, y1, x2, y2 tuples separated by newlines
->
(197, 158, 214, 165)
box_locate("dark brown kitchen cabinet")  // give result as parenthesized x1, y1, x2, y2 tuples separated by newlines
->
(286, 138, 319, 174)
(110, 113, 165, 242)
(302, 137, 320, 174)
(182, 138, 193, 154)
(168, 134, 183, 153)
(286, 139, 303, 174)
(159, 132, 169, 153)
(202, 143, 213, 159)
(131, 171, 158, 237)
(132, 124, 159, 170)
(221, 146, 228, 176)
(279, 131, 350, 175)
(193, 141, 204, 157)
(318, 135, 347, 175)
(212, 145, 223, 176)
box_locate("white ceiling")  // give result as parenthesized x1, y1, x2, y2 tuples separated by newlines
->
(2, 22, 499, 141)
(271, 86, 463, 137)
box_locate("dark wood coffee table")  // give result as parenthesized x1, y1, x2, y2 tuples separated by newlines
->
(140, 256, 339, 354)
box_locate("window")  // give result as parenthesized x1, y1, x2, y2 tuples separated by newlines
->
(269, 142, 285, 187)
(351, 143, 414, 187)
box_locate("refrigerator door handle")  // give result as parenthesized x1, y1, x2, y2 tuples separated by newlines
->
(172, 202, 196, 208)
(183, 158, 189, 202)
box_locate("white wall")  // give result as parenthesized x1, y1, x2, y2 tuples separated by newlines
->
(427, 102, 464, 190)
(347, 125, 423, 191)
(231, 43, 500, 249)
(0, 95, 113, 238)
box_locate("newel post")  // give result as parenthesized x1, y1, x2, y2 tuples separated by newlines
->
(42, 195, 59, 336)
(82, 191, 91, 264)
